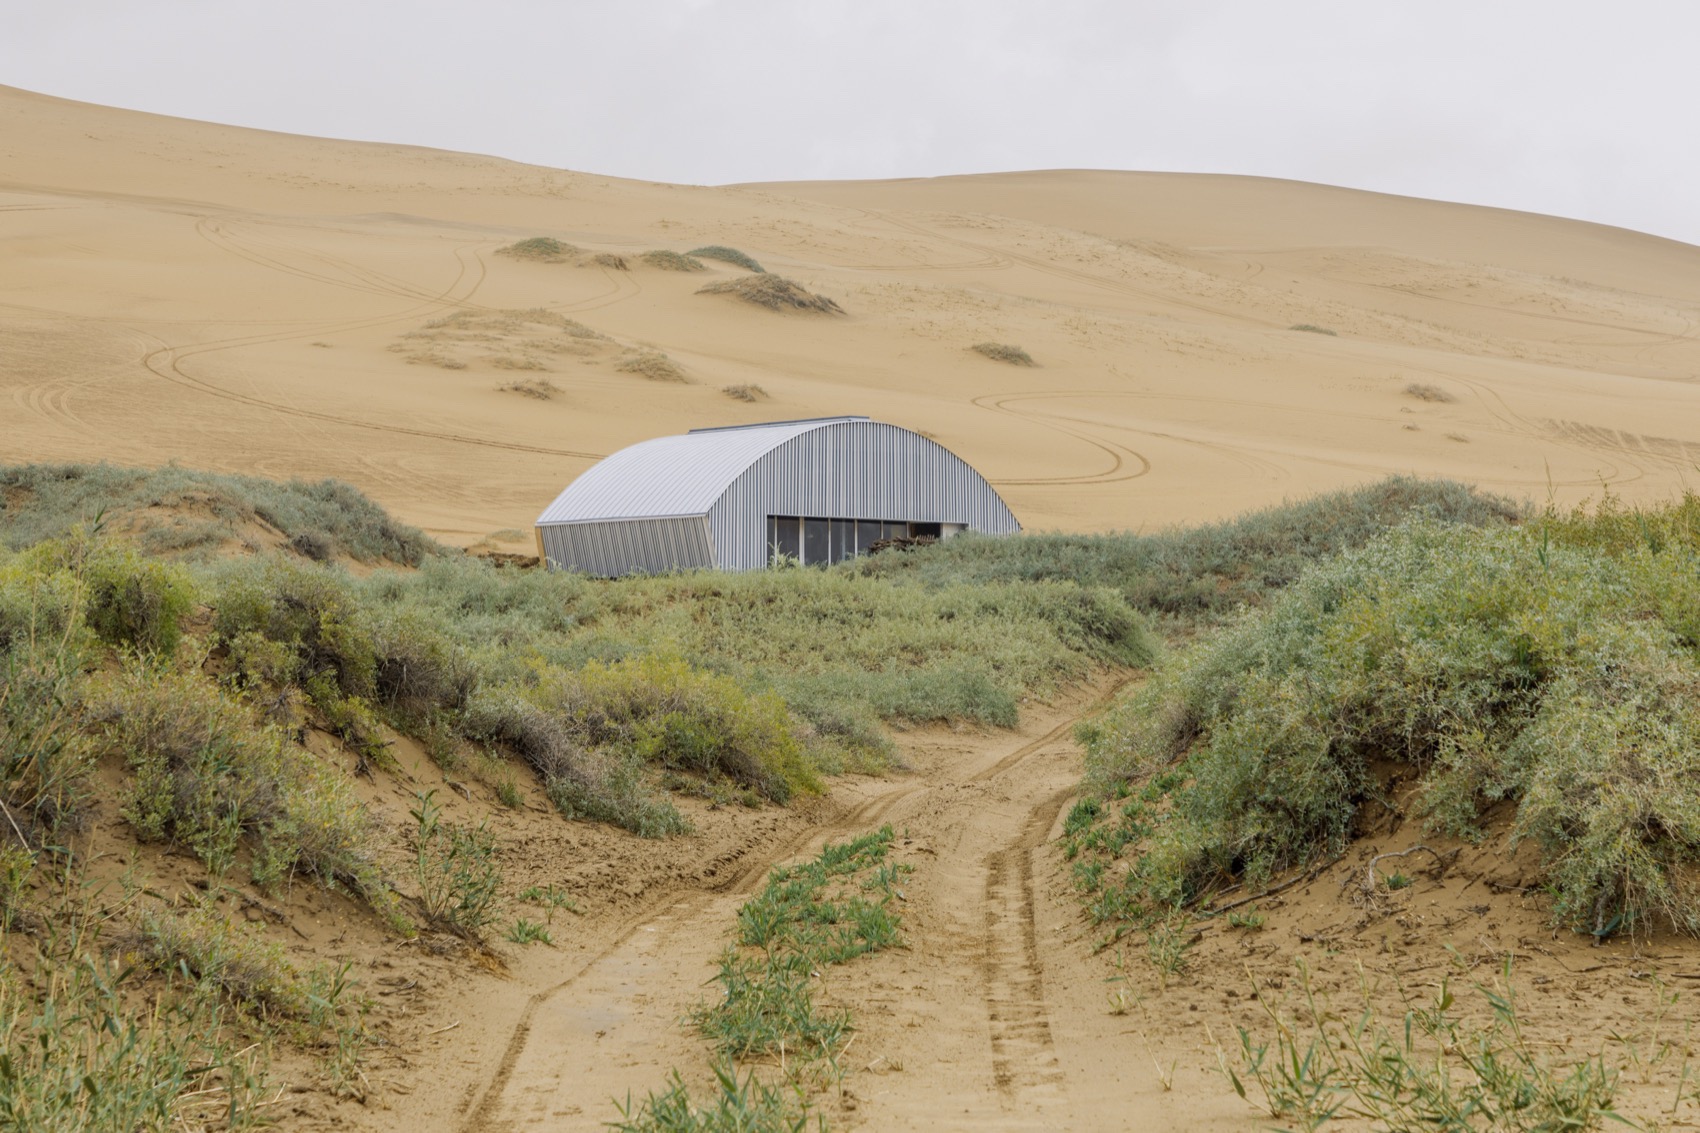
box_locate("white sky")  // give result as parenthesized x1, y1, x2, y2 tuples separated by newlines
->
(7, 1, 1698, 245)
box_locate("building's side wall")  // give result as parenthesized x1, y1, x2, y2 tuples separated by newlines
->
(707, 421, 1020, 570)
(537, 516, 714, 576)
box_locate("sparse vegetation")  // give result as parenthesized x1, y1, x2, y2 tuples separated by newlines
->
(1290, 323, 1338, 335)
(1225, 962, 1629, 1132)
(1404, 381, 1455, 402)
(591, 252, 630, 271)
(499, 378, 562, 400)
(496, 236, 579, 262)
(642, 250, 707, 272)
(970, 342, 1035, 366)
(0, 463, 439, 564)
(617, 351, 689, 382)
(688, 246, 765, 273)
(721, 383, 768, 402)
(1072, 492, 1700, 938)
(619, 827, 908, 1130)
(697, 275, 845, 315)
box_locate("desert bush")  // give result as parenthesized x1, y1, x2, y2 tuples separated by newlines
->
(460, 688, 687, 837)
(616, 352, 688, 382)
(591, 253, 629, 270)
(214, 558, 378, 702)
(1403, 381, 1455, 402)
(1077, 503, 1700, 935)
(642, 250, 706, 272)
(970, 342, 1035, 366)
(131, 901, 308, 1017)
(687, 245, 765, 273)
(90, 662, 384, 898)
(696, 275, 844, 314)
(499, 378, 562, 400)
(81, 544, 195, 655)
(1290, 323, 1337, 335)
(720, 383, 767, 402)
(496, 236, 579, 262)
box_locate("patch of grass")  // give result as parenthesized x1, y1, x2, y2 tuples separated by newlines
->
(695, 826, 906, 1060)
(499, 378, 562, 400)
(970, 342, 1035, 366)
(697, 275, 844, 314)
(1077, 494, 1700, 936)
(411, 790, 501, 937)
(642, 250, 707, 272)
(0, 462, 441, 564)
(617, 351, 689, 382)
(496, 236, 580, 262)
(612, 1061, 814, 1132)
(1225, 961, 1629, 1131)
(1290, 324, 1338, 336)
(504, 918, 553, 946)
(1403, 381, 1455, 402)
(0, 951, 271, 1129)
(721, 383, 768, 402)
(591, 252, 630, 270)
(688, 246, 766, 273)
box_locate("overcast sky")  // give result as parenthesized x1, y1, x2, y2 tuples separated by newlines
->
(7, 1, 1697, 245)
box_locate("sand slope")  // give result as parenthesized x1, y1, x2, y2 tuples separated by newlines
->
(4, 83, 1699, 542)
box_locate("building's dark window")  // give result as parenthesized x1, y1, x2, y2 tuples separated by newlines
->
(803, 518, 829, 564)
(769, 516, 936, 566)
(769, 515, 800, 562)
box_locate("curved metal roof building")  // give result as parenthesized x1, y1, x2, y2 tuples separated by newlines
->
(535, 417, 1020, 575)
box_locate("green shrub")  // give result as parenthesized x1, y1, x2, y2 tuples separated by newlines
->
(696, 274, 843, 314)
(91, 662, 385, 899)
(132, 901, 308, 1017)
(687, 246, 765, 273)
(496, 236, 579, 262)
(970, 342, 1035, 365)
(78, 544, 195, 656)
(1079, 507, 1700, 935)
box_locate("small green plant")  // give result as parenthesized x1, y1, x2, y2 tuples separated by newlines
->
(1145, 915, 1194, 987)
(721, 383, 768, 402)
(1403, 381, 1454, 402)
(1290, 323, 1337, 335)
(504, 918, 553, 946)
(1226, 906, 1265, 930)
(969, 342, 1035, 366)
(517, 883, 580, 924)
(688, 246, 765, 273)
(411, 790, 502, 937)
(1384, 872, 1412, 891)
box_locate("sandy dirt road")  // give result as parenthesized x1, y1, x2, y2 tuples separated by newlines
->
(430, 678, 1250, 1132)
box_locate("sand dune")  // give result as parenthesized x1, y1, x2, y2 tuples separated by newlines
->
(4, 83, 1699, 543)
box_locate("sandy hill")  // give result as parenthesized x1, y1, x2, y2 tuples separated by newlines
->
(4, 83, 1699, 543)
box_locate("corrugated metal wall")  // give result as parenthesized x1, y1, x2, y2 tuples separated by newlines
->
(707, 420, 1019, 570)
(537, 515, 714, 576)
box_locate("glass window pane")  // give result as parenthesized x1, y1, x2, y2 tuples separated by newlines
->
(803, 518, 828, 565)
(855, 520, 878, 554)
(773, 516, 800, 562)
(829, 519, 854, 563)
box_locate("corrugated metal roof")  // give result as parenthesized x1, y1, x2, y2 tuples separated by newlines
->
(536, 418, 870, 525)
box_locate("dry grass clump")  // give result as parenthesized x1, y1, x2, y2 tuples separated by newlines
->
(1290, 323, 1338, 336)
(489, 354, 548, 372)
(500, 379, 562, 400)
(722, 384, 768, 402)
(688, 246, 765, 273)
(697, 275, 845, 315)
(617, 351, 688, 382)
(590, 253, 629, 271)
(1404, 381, 1456, 402)
(496, 237, 579, 263)
(970, 342, 1035, 366)
(641, 250, 707, 272)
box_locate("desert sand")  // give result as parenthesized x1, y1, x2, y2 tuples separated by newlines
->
(5, 83, 1699, 544)
(8, 86, 1700, 1131)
